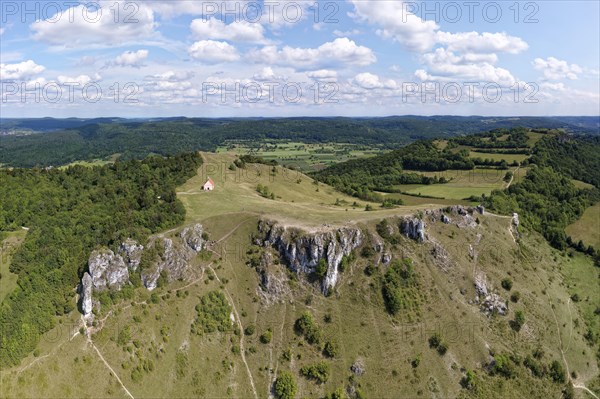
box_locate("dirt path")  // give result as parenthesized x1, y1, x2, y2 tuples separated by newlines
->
(207, 264, 258, 399)
(506, 167, 519, 189)
(83, 318, 135, 399)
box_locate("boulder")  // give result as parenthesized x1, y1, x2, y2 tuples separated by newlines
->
(180, 224, 205, 252)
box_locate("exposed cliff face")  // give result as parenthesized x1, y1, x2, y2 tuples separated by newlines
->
(79, 273, 93, 318)
(142, 223, 206, 290)
(78, 224, 206, 317)
(400, 217, 426, 241)
(119, 239, 144, 271)
(88, 249, 129, 291)
(257, 221, 362, 294)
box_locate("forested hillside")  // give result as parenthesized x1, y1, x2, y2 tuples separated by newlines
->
(311, 141, 474, 201)
(0, 153, 202, 366)
(1, 116, 597, 167)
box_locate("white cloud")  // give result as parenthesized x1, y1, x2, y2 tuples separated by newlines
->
(114, 50, 149, 68)
(307, 69, 338, 80)
(252, 67, 287, 81)
(436, 31, 528, 55)
(533, 57, 583, 80)
(31, 3, 157, 48)
(0, 60, 45, 80)
(416, 48, 516, 86)
(56, 74, 98, 86)
(349, 0, 439, 52)
(353, 72, 397, 89)
(189, 40, 240, 63)
(0, 27, 5, 36)
(191, 18, 266, 43)
(249, 38, 376, 70)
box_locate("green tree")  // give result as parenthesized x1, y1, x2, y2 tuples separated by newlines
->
(274, 371, 297, 399)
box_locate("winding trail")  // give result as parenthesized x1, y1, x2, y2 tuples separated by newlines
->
(83, 318, 135, 399)
(207, 264, 258, 399)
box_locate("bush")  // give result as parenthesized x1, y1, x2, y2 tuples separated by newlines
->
(501, 278, 513, 291)
(461, 369, 477, 390)
(274, 371, 297, 399)
(191, 291, 232, 335)
(260, 329, 273, 344)
(244, 325, 256, 336)
(510, 291, 521, 303)
(323, 340, 339, 358)
(511, 310, 525, 332)
(300, 361, 330, 384)
(492, 353, 517, 378)
(295, 312, 322, 346)
(315, 259, 328, 279)
(549, 360, 566, 383)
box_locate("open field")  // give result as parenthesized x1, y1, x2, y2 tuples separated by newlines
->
(468, 151, 529, 163)
(217, 141, 382, 172)
(388, 167, 520, 200)
(566, 202, 600, 248)
(177, 152, 465, 228)
(0, 229, 27, 303)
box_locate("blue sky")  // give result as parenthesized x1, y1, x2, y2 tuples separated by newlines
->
(0, 0, 598, 117)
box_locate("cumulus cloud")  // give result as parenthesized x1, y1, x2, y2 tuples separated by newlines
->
(189, 40, 240, 63)
(249, 38, 376, 70)
(31, 2, 157, 48)
(114, 50, 149, 68)
(353, 72, 397, 89)
(416, 48, 516, 86)
(533, 57, 583, 80)
(436, 31, 528, 55)
(0, 60, 45, 80)
(307, 69, 338, 80)
(349, 0, 439, 52)
(56, 74, 98, 86)
(191, 18, 266, 43)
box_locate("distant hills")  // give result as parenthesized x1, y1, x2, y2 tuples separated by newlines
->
(0, 116, 598, 167)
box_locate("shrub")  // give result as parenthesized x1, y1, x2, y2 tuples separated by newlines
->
(191, 291, 232, 335)
(511, 310, 525, 332)
(274, 371, 297, 399)
(510, 291, 521, 303)
(501, 278, 513, 291)
(492, 353, 517, 378)
(244, 325, 255, 336)
(300, 361, 330, 384)
(295, 312, 322, 345)
(315, 259, 328, 279)
(323, 340, 339, 358)
(549, 360, 566, 383)
(461, 369, 477, 390)
(260, 329, 273, 344)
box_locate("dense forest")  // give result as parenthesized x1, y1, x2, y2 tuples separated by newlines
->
(0, 153, 202, 366)
(311, 141, 474, 201)
(1, 116, 597, 167)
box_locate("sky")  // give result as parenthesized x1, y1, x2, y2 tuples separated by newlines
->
(0, 0, 599, 117)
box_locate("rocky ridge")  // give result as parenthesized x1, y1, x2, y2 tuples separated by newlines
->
(256, 220, 362, 295)
(78, 224, 205, 320)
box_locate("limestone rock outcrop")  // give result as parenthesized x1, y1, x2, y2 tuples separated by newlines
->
(119, 239, 144, 271)
(88, 249, 129, 291)
(79, 273, 93, 318)
(400, 217, 426, 242)
(257, 220, 362, 294)
(474, 273, 507, 316)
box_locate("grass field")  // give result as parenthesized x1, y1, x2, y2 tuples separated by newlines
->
(468, 151, 529, 163)
(0, 229, 27, 303)
(388, 167, 520, 200)
(566, 202, 600, 248)
(177, 152, 464, 228)
(217, 141, 381, 172)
